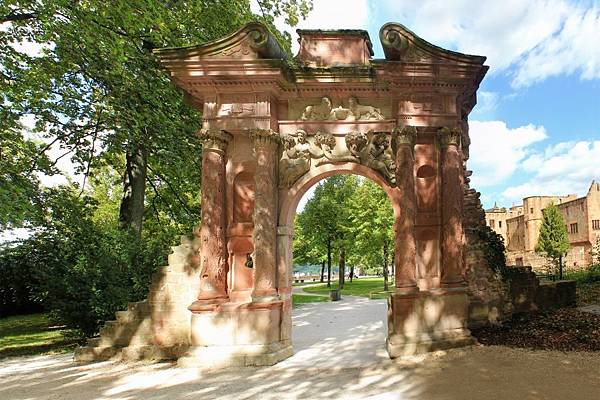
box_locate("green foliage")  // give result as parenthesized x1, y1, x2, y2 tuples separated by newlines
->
(0, 186, 179, 337)
(535, 204, 570, 278)
(476, 225, 507, 276)
(302, 277, 389, 298)
(347, 180, 394, 275)
(294, 176, 395, 280)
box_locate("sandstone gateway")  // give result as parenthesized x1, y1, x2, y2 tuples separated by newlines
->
(76, 22, 504, 367)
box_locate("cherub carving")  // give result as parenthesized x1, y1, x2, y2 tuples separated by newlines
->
(348, 97, 384, 120)
(279, 130, 322, 187)
(344, 130, 396, 185)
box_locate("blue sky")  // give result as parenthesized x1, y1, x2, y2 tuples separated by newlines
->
(266, 0, 600, 209)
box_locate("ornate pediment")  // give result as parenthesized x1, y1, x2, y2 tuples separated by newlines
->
(153, 22, 286, 62)
(379, 22, 486, 65)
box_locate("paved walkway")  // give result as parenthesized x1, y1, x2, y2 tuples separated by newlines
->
(2, 297, 600, 399)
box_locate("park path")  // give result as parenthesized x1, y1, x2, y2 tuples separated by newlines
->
(1, 296, 600, 399)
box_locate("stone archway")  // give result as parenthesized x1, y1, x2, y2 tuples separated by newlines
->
(76, 21, 495, 367)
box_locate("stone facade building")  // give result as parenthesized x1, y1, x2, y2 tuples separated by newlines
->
(485, 181, 600, 272)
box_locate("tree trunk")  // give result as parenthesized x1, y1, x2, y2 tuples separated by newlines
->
(338, 244, 345, 289)
(320, 260, 325, 283)
(327, 238, 332, 288)
(383, 240, 389, 292)
(119, 143, 147, 238)
(559, 255, 563, 280)
(391, 250, 395, 282)
(350, 264, 354, 283)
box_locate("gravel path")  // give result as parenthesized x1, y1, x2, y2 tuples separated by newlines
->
(2, 297, 599, 400)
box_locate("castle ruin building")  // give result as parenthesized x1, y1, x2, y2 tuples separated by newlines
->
(486, 181, 600, 272)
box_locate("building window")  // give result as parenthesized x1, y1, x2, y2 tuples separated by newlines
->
(499, 221, 502, 228)
(570, 223, 578, 234)
(593, 220, 600, 230)
(530, 208, 534, 214)
(489, 219, 495, 228)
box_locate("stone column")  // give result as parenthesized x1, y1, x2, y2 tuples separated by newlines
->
(189, 128, 232, 311)
(439, 127, 466, 288)
(251, 129, 280, 302)
(393, 126, 419, 293)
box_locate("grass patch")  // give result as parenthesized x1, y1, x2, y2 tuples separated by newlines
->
(292, 294, 329, 307)
(302, 277, 391, 298)
(0, 313, 80, 358)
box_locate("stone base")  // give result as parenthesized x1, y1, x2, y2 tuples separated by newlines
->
(178, 299, 292, 369)
(386, 289, 475, 358)
(177, 343, 293, 369)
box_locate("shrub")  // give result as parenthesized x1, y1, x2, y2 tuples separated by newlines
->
(0, 187, 178, 337)
(477, 225, 507, 276)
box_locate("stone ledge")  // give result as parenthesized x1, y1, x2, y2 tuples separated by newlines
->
(177, 343, 293, 369)
(386, 329, 475, 357)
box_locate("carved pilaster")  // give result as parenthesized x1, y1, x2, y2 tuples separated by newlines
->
(190, 129, 232, 310)
(438, 127, 466, 288)
(393, 126, 418, 293)
(250, 129, 280, 302)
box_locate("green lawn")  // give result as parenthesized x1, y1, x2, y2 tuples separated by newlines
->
(292, 294, 329, 307)
(302, 277, 393, 298)
(0, 313, 79, 358)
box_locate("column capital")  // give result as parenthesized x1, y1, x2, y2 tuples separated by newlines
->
(393, 125, 417, 147)
(437, 127, 462, 148)
(198, 128, 233, 153)
(250, 128, 280, 148)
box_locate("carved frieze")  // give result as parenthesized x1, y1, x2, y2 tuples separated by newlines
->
(278, 129, 397, 187)
(300, 96, 385, 121)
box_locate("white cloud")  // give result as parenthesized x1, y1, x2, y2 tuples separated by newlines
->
(501, 140, 600, 202)
(471, 91, 499, 117)
(512, 6, 600, 87)
(468, 120, 547, 188)
(377, 0, 600, 86)
(252, 0, 369, 54)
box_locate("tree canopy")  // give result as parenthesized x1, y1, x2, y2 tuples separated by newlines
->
(294, 175, 395, 288)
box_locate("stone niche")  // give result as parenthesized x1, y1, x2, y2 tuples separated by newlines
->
(296, 29, 374, 67)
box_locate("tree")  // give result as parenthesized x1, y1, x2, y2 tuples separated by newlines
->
(535, 204, 570, 280)
(348, 180, 394, 290)
(294, 175, 358, 287)
(1, 0, 311, 238)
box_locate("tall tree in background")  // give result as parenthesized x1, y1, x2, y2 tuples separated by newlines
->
(294, 175, 358, 287)
(535, 204, 570, 280)
(348, 180, 394, 290)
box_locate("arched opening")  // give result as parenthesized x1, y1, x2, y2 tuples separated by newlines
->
(278, 164, 401, 366)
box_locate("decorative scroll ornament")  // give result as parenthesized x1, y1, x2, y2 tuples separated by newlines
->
(300, 96, 384, 121)
(438, 127, 462, 148)
(198, 128, 233, 153)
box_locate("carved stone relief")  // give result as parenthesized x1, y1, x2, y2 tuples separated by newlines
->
(278, 129, 397, 187)
(300, 96, 385, 121)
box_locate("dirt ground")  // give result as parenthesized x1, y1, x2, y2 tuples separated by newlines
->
(2, 298, 599, 400)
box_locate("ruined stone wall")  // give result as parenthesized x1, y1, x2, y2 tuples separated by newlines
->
(75, 232, 201, 362)
(463, 171, 511, 327)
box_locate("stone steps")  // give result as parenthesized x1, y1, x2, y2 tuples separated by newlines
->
(73, 232, 199, 363)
